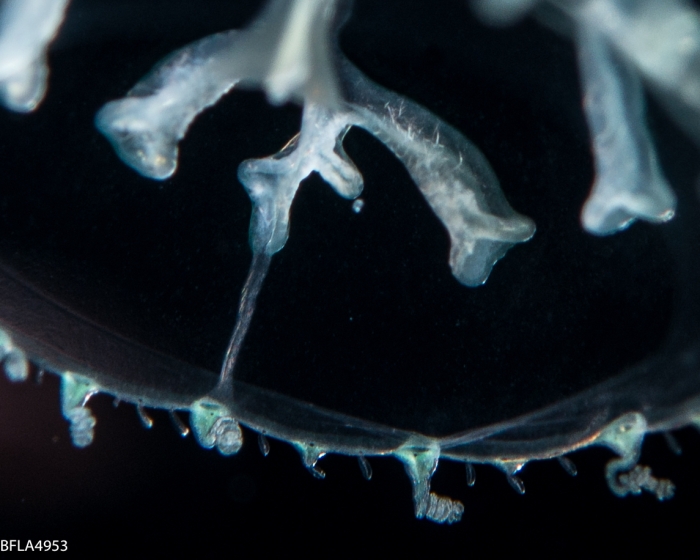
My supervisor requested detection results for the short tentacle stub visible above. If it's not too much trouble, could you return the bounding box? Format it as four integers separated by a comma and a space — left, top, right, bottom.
1, 0, 699, 528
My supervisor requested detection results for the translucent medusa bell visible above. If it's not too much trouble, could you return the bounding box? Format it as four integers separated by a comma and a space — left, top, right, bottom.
0, 0, 699, 533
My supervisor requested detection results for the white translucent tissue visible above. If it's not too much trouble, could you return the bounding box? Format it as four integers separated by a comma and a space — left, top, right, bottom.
96, 0, 535, 287
0, 0, 70, 112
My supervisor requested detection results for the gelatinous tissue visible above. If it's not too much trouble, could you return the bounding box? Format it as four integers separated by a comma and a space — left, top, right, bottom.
1, 0, 700, 524
0, 0, 69, 112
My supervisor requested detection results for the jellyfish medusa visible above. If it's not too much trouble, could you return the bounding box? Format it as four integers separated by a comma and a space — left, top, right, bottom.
0, 0, 699, 533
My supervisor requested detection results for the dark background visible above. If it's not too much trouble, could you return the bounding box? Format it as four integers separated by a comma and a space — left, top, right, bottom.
0, 0, 698, 554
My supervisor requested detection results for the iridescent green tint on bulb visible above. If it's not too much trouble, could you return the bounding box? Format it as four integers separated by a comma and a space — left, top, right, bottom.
0, 0, 698, 526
